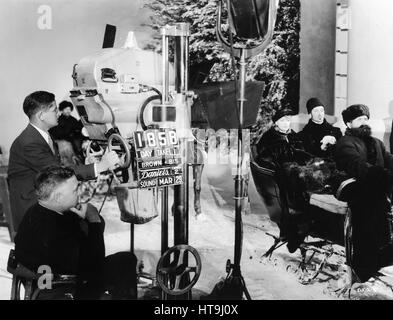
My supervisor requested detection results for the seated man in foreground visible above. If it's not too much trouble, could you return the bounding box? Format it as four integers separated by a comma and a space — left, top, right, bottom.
14, 166, 137, 300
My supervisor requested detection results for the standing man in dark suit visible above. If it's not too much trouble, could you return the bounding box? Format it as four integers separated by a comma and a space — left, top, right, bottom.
8, 91, 119, 231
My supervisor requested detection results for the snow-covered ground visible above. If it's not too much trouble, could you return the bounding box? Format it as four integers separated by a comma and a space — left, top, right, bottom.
0, 164, 349, 300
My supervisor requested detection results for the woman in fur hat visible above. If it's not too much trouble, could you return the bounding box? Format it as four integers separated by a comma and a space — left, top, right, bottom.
255, 109, 314, 253
255, 108, 311, 165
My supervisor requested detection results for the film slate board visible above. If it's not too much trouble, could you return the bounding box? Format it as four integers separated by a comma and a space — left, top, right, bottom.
133, 129, 183, 189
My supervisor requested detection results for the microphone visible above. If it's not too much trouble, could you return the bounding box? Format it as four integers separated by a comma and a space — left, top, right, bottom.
228, 0, 270, 39
216, 0, 279, 58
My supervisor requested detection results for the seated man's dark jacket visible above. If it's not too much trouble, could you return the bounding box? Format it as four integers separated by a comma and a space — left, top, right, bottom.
335, 130, 393, 281
49, 115, 83, 142
14, 203, 105, 277
335, 131, 393, 181
8, 124, 95, 230
298, 119, 342, 158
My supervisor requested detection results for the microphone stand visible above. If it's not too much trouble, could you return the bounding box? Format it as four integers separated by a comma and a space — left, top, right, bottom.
211, 0, 278, 300
229, 47, 251, 300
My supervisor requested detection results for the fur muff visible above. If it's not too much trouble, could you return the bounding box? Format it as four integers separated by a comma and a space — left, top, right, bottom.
283, 158, 347, 195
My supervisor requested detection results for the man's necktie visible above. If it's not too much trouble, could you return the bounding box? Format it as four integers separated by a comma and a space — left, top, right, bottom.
48, 135, 55, 154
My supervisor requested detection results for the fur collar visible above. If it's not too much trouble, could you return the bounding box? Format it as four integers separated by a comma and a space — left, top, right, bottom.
345, 126, 377, 165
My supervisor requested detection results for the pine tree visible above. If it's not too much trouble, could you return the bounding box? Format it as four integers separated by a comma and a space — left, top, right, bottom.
144, 0, 300, 135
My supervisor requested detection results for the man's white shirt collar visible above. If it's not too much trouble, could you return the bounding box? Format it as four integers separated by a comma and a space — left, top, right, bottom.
30, 122, 50, 145
30, 122, 98, 176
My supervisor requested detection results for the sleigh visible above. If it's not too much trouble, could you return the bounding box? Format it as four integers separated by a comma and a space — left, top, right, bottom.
250, 154, 354, 285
